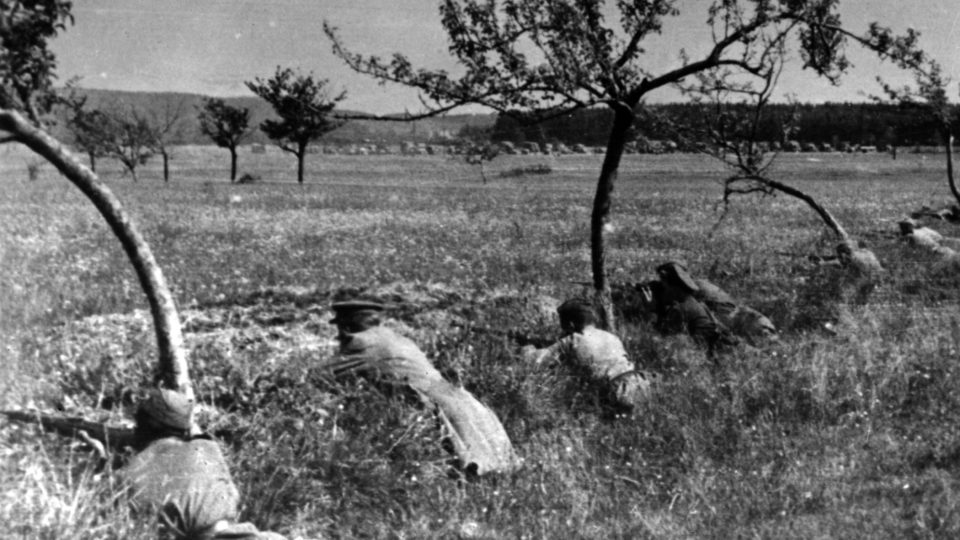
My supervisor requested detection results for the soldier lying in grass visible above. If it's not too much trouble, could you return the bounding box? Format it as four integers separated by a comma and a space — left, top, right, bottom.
637, 261, 741, 356
899, 218, 960, 259
684, 276, 777, 346
4, 389, 285, 540
521, 298, 657, 413
321, 300, 521, 477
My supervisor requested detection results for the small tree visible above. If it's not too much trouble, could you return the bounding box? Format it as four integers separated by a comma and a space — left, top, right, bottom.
99, 107, 156, 182
680, 60, 854, 245
245, 67, 346, 184
463, 141, 500, 183
458, 126, 500, 183
145, 97, 186, 183
197, 97, 251, 182
60, 87, 110, 172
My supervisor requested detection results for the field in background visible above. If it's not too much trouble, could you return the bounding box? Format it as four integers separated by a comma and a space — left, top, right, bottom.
2, 145, 960, 539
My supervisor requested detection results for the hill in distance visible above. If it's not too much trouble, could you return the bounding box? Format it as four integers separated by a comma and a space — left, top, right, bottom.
54, 88, 496, 146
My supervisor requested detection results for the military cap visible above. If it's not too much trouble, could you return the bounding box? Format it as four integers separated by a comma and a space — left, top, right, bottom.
898, 218, 918, 235
656, 261, 700, 293
329, 300, 386, 324
139, 388, 194, 432
557, 298, 597, 325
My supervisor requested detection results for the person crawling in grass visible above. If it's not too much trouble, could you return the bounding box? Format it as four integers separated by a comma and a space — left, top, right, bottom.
521, 298, 658, 413
638, 261, 742, 355
4, 389, 286, 540
321, 300, 521, 477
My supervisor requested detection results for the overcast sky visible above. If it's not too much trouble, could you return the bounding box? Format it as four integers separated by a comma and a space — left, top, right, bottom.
52, 0, 960, 115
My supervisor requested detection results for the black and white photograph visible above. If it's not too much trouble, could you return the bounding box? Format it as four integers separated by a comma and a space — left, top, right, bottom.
2, 1, 960, 538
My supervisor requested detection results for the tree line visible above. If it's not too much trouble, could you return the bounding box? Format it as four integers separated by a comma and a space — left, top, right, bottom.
487, 101, 955, 151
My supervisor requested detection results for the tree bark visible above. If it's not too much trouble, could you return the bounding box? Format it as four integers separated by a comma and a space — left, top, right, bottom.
162, 150, 170, 183
296, 143, 306, 184
229, 147, 238, 182
591, 105, 635, 331
0, 110, 192, 397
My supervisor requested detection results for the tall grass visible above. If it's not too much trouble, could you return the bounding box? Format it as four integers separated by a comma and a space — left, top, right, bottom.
1, 146, 959, 538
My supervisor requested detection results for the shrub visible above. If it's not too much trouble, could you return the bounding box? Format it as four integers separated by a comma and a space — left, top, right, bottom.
499, 164, 553, 178
236, 173, 261, 184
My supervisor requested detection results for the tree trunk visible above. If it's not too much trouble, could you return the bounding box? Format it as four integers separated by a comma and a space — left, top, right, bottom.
944, 132, 959, 207
591, 105, 635, 331
296, 143, 306, 184
88, 152, 96, 173
0, 110, 192, 397
229, 147, 238, 182
162, 150, 170, 183
748, 174, 850, 244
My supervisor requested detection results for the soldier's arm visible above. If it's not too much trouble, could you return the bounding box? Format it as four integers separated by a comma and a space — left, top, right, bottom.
520, 336, 568, 365
316, 336, 374, 379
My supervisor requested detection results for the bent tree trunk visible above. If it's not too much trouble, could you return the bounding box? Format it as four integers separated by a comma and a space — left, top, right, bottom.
0, 110, 192, 397
591, 104, 636, 331
744, 173, 850, 244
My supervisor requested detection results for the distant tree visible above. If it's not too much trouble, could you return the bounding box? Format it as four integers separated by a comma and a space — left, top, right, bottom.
326, 1, 918, 329
59, 85, 111, 171
197, 97, 251, 182
462, 139, 500, 184
144, 97, 187, 182
0, 1, 191, 392
245, 67, 346, 184
98, 107, 156, 182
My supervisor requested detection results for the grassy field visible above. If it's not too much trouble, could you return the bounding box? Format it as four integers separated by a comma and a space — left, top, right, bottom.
2, 144, 960, 539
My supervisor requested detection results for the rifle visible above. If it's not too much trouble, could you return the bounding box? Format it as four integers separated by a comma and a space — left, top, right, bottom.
451, 324, 555, 349
774, 251, 843, 266
1, 409, 138, 452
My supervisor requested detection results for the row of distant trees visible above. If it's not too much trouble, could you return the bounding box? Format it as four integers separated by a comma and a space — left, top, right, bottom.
484, 102, 959, 151
59, 67, 345, 184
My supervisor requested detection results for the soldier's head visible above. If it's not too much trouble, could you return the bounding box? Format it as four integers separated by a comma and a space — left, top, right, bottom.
557, 298, 597, 334
330, 300, 385, 334
134, 388, 195, 443
836, 239, 863, 260
898, 218, 918, 235
656, 261, 700, 295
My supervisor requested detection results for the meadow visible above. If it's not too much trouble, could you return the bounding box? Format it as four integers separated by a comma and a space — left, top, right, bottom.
1, 143, 960, 539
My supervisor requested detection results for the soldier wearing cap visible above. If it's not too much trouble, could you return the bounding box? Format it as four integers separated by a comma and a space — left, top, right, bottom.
899, 218, 959, 258
326, 300, 446, 389
641, 261, 738, 353
323, 300, 521, 476
119, 388, 286, 540
523, 298, 656, 412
